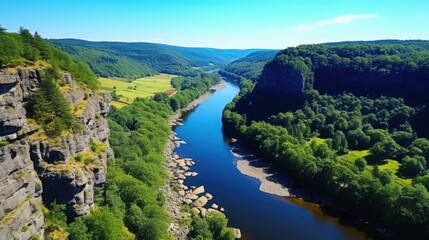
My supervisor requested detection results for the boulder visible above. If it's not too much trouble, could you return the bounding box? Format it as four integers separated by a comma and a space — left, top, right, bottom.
192, 196, 208, 208
177, 174, 186, 180
198, 207, 207, 217
205, 193, 213, 200
233, 228, 242, 239
211, 203, 218, 209
192, 186, 205, 195
186, 194, 199, 200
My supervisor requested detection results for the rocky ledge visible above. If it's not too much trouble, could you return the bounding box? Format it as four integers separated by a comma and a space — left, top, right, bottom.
0, 68, 112, 239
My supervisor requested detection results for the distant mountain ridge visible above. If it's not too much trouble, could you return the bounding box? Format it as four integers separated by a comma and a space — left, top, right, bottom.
49, 38, 269, 78
219, 49, 278, 81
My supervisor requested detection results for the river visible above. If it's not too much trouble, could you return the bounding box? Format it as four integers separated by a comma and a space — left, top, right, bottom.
174, 81, 375, 240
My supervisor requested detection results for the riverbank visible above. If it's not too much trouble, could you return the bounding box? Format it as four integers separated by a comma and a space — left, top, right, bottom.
230, 142, 389, 240
231, 142, 333, 204
230, 143, 294, 197
164, 80, 227, 239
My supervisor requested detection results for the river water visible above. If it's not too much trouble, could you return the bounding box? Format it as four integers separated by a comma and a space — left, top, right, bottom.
174, 82, 375, 240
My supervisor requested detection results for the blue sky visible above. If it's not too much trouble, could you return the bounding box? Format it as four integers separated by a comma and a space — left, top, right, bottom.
1, 0, 428, 49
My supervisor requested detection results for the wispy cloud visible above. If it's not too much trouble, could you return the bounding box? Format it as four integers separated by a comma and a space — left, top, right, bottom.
295, 24, 314, 31
295, 14, 379, 31
151, 37, 167, 42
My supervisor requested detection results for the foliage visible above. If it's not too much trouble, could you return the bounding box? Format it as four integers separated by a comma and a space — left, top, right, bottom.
0, 26, 99, 89
189, 212, 235, 240
168, 73, 220, 111
44, 203, 67, 236
92, 73, 226, 239
28, 68, 78, 136
68, 208, 133, 240
49, 39, 259, 78
220, 50, 278, 82
222, 41, 429, 238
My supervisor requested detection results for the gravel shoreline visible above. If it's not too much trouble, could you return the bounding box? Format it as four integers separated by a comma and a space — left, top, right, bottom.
164, 80, 227, 239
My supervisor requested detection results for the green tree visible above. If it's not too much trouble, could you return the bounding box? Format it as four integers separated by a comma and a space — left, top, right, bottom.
85, 208, 132, 240
355, 158, 367, 171
332, 130, 348, 154
68, 218, 89, 240
189, 217, 213, 240
29, 68, 76, 136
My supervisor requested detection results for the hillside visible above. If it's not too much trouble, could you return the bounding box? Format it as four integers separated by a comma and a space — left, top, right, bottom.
223, 40, 429, 238
49, 39, 263, 79
1, 27, 116, 239
220, 49, 278, 81
1, 27, 236, 240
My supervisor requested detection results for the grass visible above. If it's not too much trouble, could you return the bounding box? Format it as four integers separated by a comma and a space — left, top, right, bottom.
378, 160, 412, 186
98, 74, 176, 108
0, 140, 9, 147
337, 150, 412, 186
306, 137, 326, 147
337, 150, 370, 166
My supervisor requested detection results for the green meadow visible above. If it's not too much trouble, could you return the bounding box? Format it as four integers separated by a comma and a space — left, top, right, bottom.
99, 74, 176, 108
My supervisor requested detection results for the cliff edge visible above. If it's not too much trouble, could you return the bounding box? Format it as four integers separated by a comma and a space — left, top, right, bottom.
0, 68, 111, 239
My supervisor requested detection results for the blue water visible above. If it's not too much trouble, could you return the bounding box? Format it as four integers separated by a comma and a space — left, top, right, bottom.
174, 82, 373, 240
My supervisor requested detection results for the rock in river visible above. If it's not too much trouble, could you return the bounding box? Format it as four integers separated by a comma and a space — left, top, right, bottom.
233, 228, 242, 239
205, 193, 213, 200
192, 196, 208, 207
192, 186, 205, 195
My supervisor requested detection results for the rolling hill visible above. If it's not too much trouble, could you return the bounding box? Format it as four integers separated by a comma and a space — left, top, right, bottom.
49, 39, 266, 79
220, 49, 278, 81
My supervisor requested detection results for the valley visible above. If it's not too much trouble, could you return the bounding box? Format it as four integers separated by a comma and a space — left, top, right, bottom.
1, 2, 429, 239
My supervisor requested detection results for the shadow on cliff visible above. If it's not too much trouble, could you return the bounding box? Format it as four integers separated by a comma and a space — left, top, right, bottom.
235, 87, 305, 121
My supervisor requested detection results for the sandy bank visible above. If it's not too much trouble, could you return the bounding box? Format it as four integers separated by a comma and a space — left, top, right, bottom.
236, 160, 292, 197
231, 144, 296, 198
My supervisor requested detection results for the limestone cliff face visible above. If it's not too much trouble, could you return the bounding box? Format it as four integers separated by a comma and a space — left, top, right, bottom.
0, 68, 112, 239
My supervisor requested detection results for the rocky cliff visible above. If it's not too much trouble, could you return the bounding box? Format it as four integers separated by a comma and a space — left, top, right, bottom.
0, 68, 111, 239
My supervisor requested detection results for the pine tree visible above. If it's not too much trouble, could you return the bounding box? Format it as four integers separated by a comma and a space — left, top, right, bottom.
30, 68, 76, 136
33, 31, 52, 60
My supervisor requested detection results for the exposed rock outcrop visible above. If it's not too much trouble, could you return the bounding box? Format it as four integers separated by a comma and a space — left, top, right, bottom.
0, 68, 112, 239
0, 142, 44, 240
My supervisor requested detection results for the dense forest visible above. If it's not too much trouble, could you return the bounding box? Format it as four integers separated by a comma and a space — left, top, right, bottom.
0, 26, 99, 89
222, 41, 429, 238
1, 26, 234, 239
49, 39, 261, 79
219, 50, 278, 82
66, 73, 235, 240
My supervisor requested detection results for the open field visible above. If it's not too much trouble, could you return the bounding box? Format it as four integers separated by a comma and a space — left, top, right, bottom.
99, 74, 176, 107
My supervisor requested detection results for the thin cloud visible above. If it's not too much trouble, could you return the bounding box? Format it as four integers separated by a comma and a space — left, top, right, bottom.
295, 14, 379, 31
151, 37, 167, 42
295, 25, 313, 31
315, 14, 379, 26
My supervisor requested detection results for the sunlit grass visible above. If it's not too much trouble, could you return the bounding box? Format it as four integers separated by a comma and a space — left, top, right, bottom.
99, 74, 176, 108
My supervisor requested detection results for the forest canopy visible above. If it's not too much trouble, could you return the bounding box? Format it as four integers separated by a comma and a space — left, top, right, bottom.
0, 26, 99, 89
222, 40, 429, 238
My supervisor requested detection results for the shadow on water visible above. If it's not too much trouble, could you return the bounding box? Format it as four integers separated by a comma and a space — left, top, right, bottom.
285, 197, 390, 240
230, 141, 389, 240
174, 82, 390, 240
